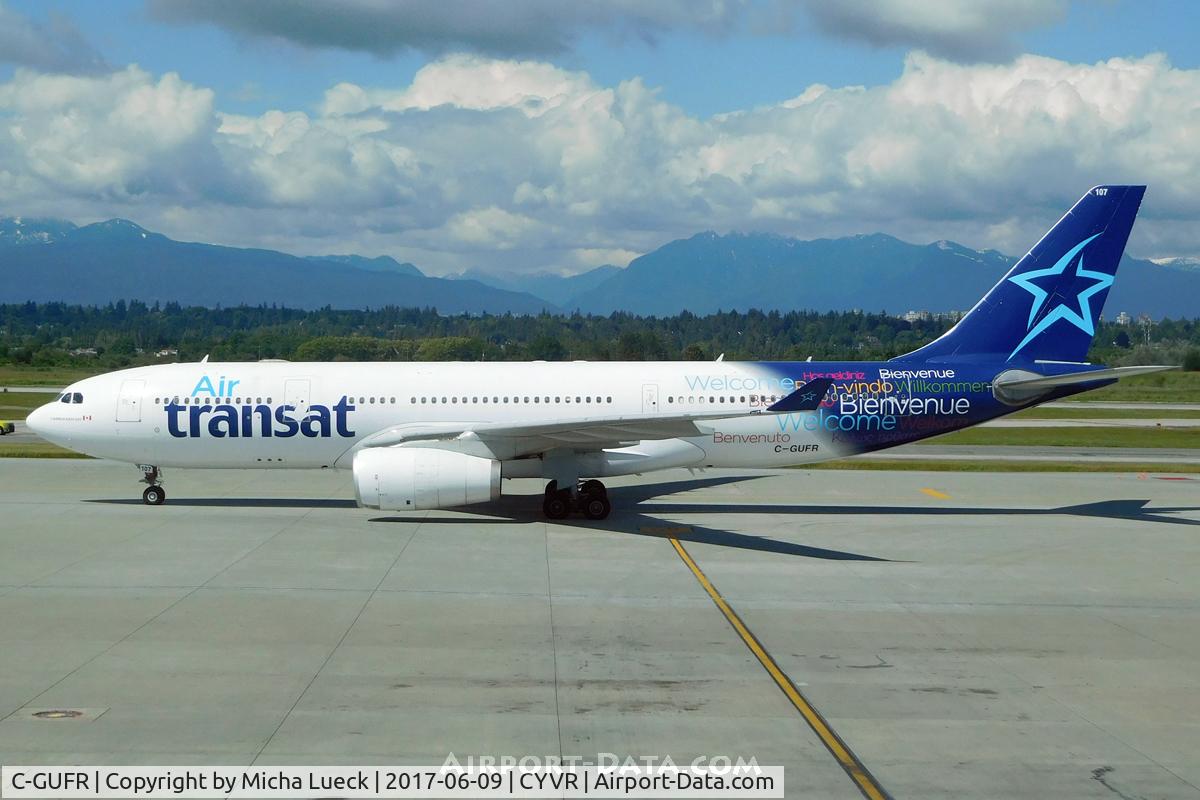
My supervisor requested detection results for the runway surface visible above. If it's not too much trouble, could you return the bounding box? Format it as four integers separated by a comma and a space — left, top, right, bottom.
0, 460, 1198, 798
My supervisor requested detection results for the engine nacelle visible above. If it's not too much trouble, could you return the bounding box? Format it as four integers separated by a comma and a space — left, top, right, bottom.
353, 447, 501, 510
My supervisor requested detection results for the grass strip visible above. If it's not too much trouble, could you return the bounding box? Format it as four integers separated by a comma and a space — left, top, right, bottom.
932, 426, 1200, 448
0, 443, 92, 458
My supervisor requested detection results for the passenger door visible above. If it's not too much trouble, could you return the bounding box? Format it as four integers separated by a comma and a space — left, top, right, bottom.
641, 383, 659, 414
116, 379, 145, 422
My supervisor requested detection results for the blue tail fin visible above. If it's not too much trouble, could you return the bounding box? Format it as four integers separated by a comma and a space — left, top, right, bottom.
901, 185, 1145, 364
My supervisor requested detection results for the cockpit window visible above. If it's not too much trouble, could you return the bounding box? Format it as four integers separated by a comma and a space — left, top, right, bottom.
60, 393, 70, 403
72, 392, 83, 403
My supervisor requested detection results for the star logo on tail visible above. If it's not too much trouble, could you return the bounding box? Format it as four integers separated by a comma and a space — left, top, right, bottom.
1006, 233, 1113, 361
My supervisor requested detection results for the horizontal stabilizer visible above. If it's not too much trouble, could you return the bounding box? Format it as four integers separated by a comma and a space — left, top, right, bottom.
994, 364, 1178, 392
767, 378, 834, 412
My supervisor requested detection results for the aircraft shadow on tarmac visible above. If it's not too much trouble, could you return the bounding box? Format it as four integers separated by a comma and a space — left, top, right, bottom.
89, 475, 1200, 563
369, 474, 1200, 562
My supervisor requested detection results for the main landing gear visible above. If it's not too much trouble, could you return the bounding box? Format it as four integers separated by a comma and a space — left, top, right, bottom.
138, 465, 166, 506
543, 479, 611, 521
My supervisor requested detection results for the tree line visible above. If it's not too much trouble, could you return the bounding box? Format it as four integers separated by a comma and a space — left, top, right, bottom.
1, 300, 1197, 370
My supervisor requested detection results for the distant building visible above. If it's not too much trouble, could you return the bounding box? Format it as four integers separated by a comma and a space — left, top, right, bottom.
69, 347, 97, 357
155, 348, 179, 358
1116, 311, 1132, 325
903, 310, 932, 323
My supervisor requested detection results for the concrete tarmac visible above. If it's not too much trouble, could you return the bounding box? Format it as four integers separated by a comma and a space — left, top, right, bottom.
0, 460, 1197, 798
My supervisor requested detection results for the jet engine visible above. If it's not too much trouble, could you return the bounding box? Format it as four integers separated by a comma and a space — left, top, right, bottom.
353, 447, 501, 510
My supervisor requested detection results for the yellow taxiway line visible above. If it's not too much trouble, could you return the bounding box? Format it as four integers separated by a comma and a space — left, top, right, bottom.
669, 537, 891, 800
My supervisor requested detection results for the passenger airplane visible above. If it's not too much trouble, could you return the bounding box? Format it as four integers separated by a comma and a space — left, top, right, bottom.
27, 186, 1174, 519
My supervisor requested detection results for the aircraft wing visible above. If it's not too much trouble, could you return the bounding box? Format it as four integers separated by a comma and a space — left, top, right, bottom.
356, 378, 833, 456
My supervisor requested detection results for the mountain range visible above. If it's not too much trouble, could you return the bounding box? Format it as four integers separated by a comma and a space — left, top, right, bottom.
0, 217, 549, 314
1, 216, 1196, 318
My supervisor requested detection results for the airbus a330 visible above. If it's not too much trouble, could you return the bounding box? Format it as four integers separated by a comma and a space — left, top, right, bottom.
27, 186, 1172, 519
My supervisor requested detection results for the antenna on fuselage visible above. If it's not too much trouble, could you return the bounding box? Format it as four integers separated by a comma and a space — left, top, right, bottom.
716, 353, 724, 362
200, 354, 209, 363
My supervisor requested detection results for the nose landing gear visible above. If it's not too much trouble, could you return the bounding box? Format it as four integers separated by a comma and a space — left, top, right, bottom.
542, 479, 610, 520
138, 465, 166, 505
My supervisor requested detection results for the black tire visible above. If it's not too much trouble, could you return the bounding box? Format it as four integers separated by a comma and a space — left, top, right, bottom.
582, 494, 611, 520
143, 485, 165, 506
543, 490, 570, 520
580, 479, 606, 496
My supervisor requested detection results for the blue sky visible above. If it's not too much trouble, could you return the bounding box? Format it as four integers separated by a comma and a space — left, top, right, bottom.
1, 1, 1198, 274
15, 0, 1199, 118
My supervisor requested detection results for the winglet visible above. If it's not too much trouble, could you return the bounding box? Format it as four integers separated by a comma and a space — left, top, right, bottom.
767, 378, 833, 412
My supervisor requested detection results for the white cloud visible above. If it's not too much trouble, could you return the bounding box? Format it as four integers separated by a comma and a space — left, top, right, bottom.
0, 66, 217, 197
801, 0, 1068, 61
322, 56, 598, 117
2, 51, 1200, 273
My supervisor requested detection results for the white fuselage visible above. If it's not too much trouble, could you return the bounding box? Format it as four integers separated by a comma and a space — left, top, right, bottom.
28, 361, 835, 476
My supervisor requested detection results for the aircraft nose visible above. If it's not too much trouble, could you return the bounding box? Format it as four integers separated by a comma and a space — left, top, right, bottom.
25, 403, 48, 436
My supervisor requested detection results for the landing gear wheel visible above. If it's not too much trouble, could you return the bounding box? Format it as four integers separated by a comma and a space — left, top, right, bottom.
142, 485, 166, 506
543, 490, 570, 520
581, 493, 611, 520
579, 479, 607, 497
